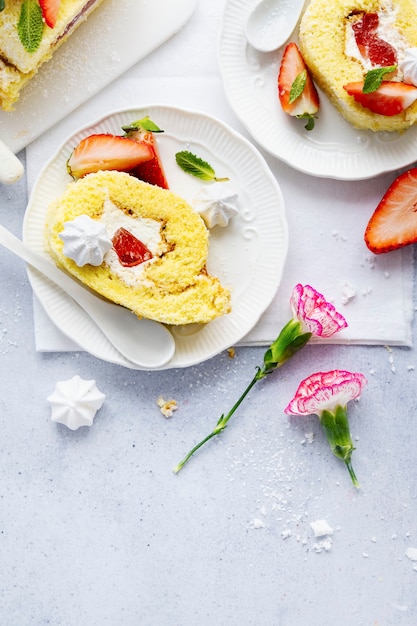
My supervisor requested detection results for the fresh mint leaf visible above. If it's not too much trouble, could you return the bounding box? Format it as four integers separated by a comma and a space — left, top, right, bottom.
175, 150, 229, 181
290, 70, 307, 103
363, 65, 397, 93
0, 1, 5, 12
18, 0, 43, 53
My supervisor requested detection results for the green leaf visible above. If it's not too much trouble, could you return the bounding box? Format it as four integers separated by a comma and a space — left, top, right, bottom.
175, 150, 229, 181
122, 116, 164, 134
0, 1, 5, 13
18, 0, 44, 53
363, 65, 397, 93
289, 70, 307, 103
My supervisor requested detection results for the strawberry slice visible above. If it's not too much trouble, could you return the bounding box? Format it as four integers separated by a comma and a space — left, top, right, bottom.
365, 168, 417, 254
66, 134, 153, 179
343, 81, 417, 116
123, 120, 169, 189
278, 42, 319, 130
112, 227, 153, 267
39, 0, 61, 28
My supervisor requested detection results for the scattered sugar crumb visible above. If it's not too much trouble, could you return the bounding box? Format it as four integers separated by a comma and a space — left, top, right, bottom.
405, 547, 417, 562
369, 368, 376, 376
341, 282, 356, 305
310, 519, 334, 538
362, 287, 373, 296
331, 230, 347, 241
363, 254, 376, 269
384, 271, 390, 278
227, 347, 236, 359
250, 518, 265, 529
301, 431, 315, 445
156, 396, 178, 418
281, 529, 292, 539
407, 365, 415, 371
363, 552, 369, 558
386, 353, 396, 374
313, 539, 333, 553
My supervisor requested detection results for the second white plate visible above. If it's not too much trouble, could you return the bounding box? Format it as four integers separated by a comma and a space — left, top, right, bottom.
218, 0, 417, 180
23, 105, 288, 369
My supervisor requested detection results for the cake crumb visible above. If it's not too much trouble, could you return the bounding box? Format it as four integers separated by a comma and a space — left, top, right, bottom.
313, 539, 333, 553
310, 519, 334, 538
340, 282, 356, 305
405, 547, 417, 562
156, 396, 178, 418
227, 347, 236, 359
250, 518, 265, 529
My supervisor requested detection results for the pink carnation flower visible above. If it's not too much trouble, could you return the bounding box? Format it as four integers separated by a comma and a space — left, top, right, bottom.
291, 283, 348, 338
285, 370, 367, 487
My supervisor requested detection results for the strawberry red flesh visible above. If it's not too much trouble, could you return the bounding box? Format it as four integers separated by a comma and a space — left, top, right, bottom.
365, 168, 417, 254
343, 81, 417, 116
39, 0, 61, 28
112, 227, 153, 267
67, 134, 153, 179
278, 42, 319, 127
127, 129, 169, 189
352, 13, 397, 67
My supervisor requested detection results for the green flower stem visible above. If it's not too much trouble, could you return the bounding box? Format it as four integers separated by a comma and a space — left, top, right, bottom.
174, 367, 267, 474
345, 459, 359, 489
174, 318, 314, 475
319, 406, 360, 488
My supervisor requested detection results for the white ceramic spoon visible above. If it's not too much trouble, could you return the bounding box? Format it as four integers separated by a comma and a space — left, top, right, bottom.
0, 139, 24, 184
0, 224, 176, 369
245, 0, 305, 53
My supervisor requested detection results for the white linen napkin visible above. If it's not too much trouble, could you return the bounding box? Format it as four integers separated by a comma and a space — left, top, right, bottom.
26, 76, 414, 351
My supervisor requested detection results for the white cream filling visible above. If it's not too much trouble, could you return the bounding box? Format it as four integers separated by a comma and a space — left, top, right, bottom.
101, 196, 167, 287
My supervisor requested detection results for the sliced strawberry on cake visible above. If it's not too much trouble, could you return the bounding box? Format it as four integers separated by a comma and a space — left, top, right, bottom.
343, 80, 417, 116
278, 42, 320, 130
66, 134, 153, 179
365, 168, 417, 254
39, 0, 62, 29
122, 117, 169, 189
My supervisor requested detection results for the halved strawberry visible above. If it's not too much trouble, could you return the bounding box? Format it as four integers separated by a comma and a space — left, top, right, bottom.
39, 0, 61, 28
66, 134, 153, 179
123, 119, 169, 189
278, 42, 319, 130
343, 81, 417, 116
365, 168, 417, 254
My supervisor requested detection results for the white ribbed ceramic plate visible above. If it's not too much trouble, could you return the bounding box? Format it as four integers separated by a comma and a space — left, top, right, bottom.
23, 105, 288, 370
218, 0, 417, 180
